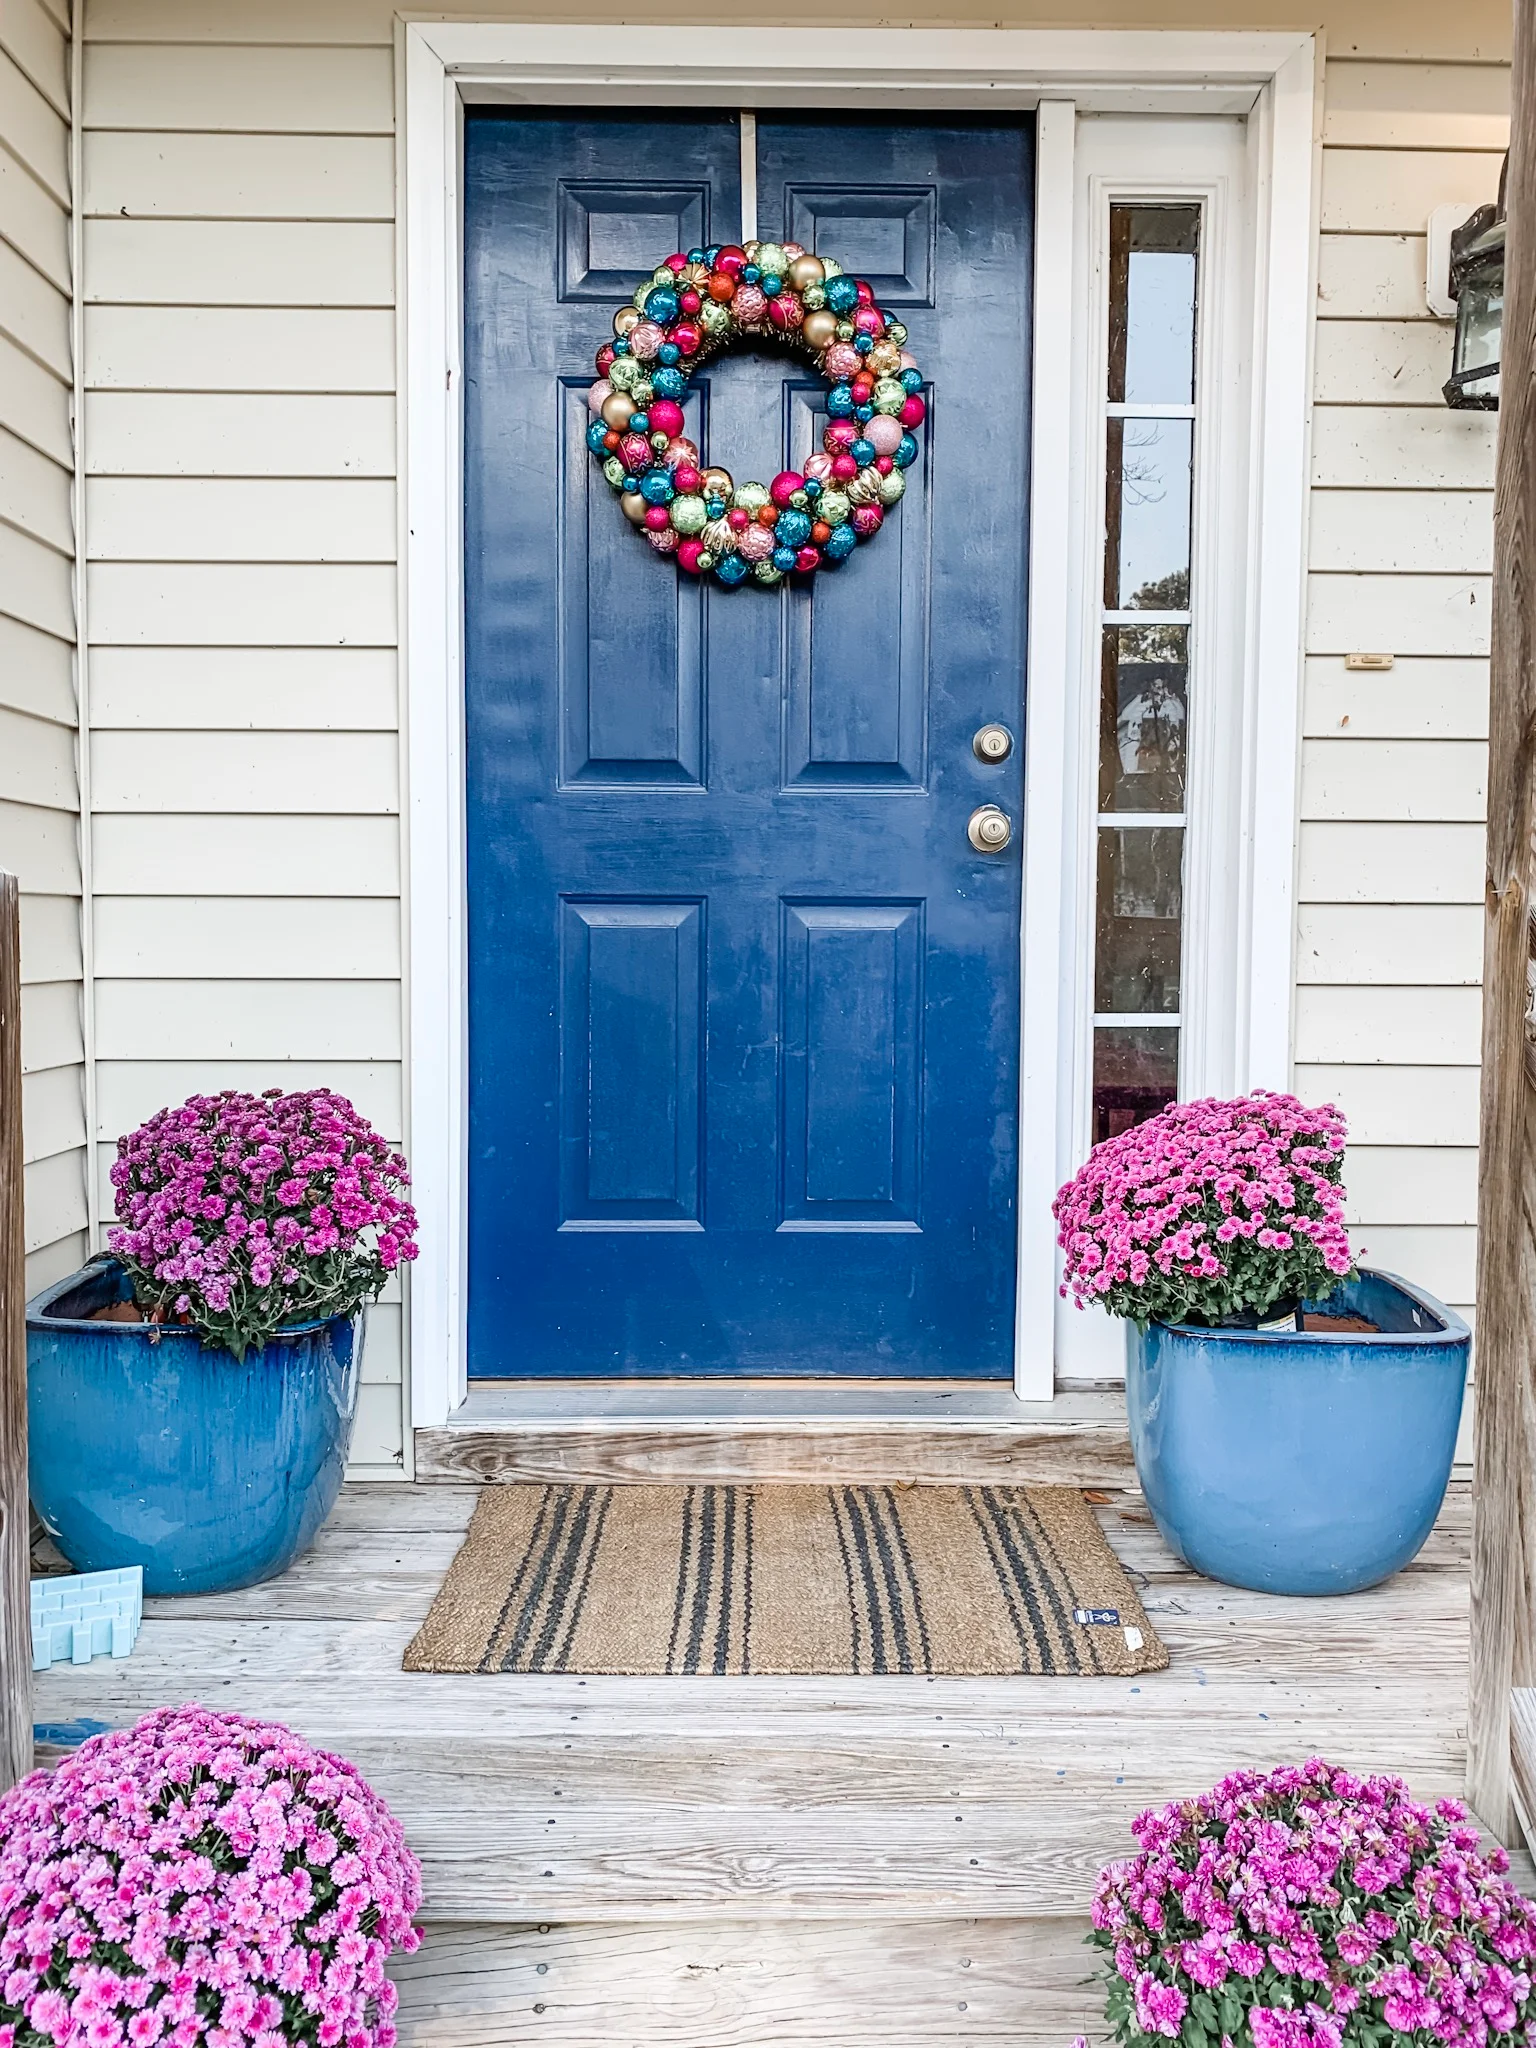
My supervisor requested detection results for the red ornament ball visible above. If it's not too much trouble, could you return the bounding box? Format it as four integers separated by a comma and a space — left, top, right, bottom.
715, 245, 748, 278
672, 463, 702, 494
728, 507, 751, 531
851, 503, 884, 538
899, 394, 926, 428
770, 470, 805, 509
678, 289, 702, 316
665, 252, 689, 274
852, 306, 884, 338
596, 344, 617, 374
708, 273, 736, 303
795, 545, 822, 572
647, 398, 685, 439
830, 453, 859, 482
603, 429, 622, 452
875, 455, 894, 475
643, 504, 672, 531
670, 323, 701, 356
855, 280, 875, 306
823, 419, 858, 452
677, 538, 708, 574
618, 432, 651, 472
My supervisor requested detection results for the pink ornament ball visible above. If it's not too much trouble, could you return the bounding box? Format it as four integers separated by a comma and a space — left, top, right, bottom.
855, 280, 875, 306
823, 418, 858, 453
804, 452, 835, 483
665, 436, 700, 469
677, 538, 707, 574
588, 379, 613, 414
865, 413, 904, 457
678, 288, 702, 316
647, 398, 685, 439
875, 455, 894, 475
670, 322, 701, 356
852, 306, 884, 338
899, 351, 919, 370
643, 504, 672, 531
782, 241, 805, 260
665, 252, 689, 274
737, 523, 776, 563
715, 245, 748, 279
618, 432, 652, 472
648, 525, 680, 553
851, 503, 884, 539
768, 293, 804, 330
728, 507, 751, 531
629, 321, 664, 362
672, 462, 702, 494
899, 394, 927, 428
830, 453, 859, 483
824, 343, 861, 380
770, 470, 806, 509
733, 284, 768, 324
794, 545, 821, 573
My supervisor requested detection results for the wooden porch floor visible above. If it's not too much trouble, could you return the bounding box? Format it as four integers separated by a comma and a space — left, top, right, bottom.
31, 1481, 1526, 2046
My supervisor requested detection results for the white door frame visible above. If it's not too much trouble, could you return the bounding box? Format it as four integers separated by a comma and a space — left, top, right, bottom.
398, 21, 1320, 1427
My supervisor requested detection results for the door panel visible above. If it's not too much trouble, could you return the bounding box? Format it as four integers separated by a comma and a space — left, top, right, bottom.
463, 109, 1033, 1376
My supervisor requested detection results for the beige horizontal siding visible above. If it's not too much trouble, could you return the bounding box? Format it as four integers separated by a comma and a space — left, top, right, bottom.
0, 0, 83, 1283
85, 391, 395, 475
85, 477, 397, 561
90, 646, 398, 728
1305, 62, 1505, 1317
84, 306, 396, 392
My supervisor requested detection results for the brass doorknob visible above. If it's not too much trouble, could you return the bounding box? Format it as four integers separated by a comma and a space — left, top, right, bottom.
968, 805, 1013, 853
973, 724, 1014, 762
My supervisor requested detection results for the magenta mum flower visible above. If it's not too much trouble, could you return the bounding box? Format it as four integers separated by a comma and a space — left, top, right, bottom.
0, 1707, 420, 2048
1052, 1091, 1354, 1327
1079, 1759, 1536, 2048
107, 1091, 419, 1361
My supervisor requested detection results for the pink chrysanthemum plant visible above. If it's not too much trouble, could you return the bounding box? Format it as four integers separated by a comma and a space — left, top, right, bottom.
0, 1704, 422, 2048
1052, 1091, 1354, 1329
1072, 1758, 1536, 2048
108, 1090, 419, 1362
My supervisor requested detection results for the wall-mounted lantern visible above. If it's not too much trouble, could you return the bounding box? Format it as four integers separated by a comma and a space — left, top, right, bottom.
1435, 157, 1506, 411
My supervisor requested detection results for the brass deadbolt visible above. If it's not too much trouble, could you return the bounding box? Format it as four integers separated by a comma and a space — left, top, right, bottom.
973, 724, 1014, 762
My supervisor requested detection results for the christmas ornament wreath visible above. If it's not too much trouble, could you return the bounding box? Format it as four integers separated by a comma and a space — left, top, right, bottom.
586, 239, 927, 586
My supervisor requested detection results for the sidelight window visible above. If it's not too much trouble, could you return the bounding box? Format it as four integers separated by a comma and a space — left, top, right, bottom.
1090, 202, 1201, 1145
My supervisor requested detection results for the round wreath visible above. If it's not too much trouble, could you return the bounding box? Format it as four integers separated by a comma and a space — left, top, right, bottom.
585, 240, 927, 587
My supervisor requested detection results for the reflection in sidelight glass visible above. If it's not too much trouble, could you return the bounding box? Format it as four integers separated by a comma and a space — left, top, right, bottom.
1092, 1026, 1180, 1147
1099, 626, 1187, 812
1103, 418, 1193, 611
1095, 828, 1183, 1014
1091, 200, 1201, 1147
1108, 205, 1200, 407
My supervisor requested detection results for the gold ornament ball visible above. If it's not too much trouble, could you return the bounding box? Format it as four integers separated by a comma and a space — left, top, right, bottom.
613, 305, 640, 337
887, 321, 908, 346
820, 257, 844, 279
701, 467, 734, 500
846, 466, 883, 506
600, 390, 637, 431
802, 284, 828, 312
702, 517, 737, 556
869, 340, 902, 376
802, 310, 838, 351
788, 254, 826, 292
621, 491, 648, 525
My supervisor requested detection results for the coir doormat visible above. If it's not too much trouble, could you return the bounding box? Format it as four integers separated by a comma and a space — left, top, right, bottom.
403, 1483, 1168, 1677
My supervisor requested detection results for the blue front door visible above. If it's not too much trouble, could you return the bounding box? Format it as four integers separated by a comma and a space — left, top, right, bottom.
463, 110, 1033, 1377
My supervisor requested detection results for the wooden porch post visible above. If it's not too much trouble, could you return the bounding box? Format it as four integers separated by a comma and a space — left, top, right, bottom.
0, 871, 31, 1791
1467, 0, 1536, 1846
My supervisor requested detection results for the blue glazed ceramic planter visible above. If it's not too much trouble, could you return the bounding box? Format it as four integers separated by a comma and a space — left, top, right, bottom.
1124, 1269, 1469, 1596
26, 1258, 360, 1596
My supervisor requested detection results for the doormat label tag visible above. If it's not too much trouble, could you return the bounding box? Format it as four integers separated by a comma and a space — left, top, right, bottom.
1074, 1606, 1121, 1625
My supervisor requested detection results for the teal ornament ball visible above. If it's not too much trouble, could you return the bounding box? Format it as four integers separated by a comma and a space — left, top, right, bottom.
651, 366, 686, 399
825, 276, 859, 315
716, 553, 750, 586
895, 433, 919, 467
775, 509, 812, 548
644, 286, 680, 324
772, 545, 798, 572
640, 469, 674, 505
824, 523, 858, 561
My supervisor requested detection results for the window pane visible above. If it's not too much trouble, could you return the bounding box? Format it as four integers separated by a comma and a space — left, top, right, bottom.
1103, 418, 1192, 610
1095, 826, 1183, 1014
1099, 625, 1188, 812
1107, 204, 1201, 406
1092, 1025, 1179, 1146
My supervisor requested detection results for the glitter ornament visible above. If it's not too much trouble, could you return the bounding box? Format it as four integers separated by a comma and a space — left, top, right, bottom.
586, 241, 928, 586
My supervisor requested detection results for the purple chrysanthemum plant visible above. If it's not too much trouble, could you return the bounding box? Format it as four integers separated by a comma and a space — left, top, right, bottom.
1052, 1091, 1354, 1329
1069, 1758, 1536, 2048
107, 1090, 419, 1361
0, 1704, 422, 2048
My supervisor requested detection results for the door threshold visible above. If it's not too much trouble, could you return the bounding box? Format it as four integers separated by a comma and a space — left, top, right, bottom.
414, 1382, 1132, 1487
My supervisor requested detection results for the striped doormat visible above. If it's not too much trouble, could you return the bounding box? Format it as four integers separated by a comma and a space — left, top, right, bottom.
403, 1483, 1168, 1677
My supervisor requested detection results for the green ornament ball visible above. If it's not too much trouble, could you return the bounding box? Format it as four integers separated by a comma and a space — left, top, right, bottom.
697, 550, 717, 573
836, 320, 855, 342
754, 243, 787, 278
669, 494, 708, 536
652, 264, 676, 286
820, 257, 844, 279
633, 283, 653, 312
803, 284, 827, 311
752, 560, 785, 586
632, 379, 655, 407
887, 321, 908, 346
872, 377, 907, 415
602, 455, 626, 488
700, 300, 731, 335
734, 481, 770, 515
789, 488, 810, 511
609, 356, 643, 393
876, 469, 906, 507
818, 489, 851, 526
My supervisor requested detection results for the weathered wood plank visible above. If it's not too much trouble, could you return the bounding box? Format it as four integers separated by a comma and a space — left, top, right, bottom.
390, 1916, 1106, 2048
1467, 0, 1536, 1847
0, 871, 31, 1789
412, 1422, 1136, 1489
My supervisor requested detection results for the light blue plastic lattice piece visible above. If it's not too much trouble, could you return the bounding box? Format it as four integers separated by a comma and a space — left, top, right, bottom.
31, 1566, 143, 1670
